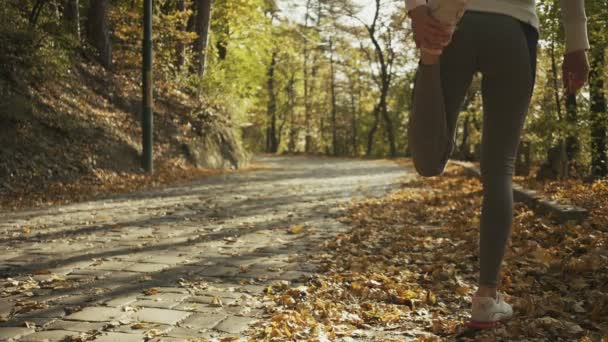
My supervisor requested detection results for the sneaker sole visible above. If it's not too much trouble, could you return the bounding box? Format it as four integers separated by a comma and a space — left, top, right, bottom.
467, 319, 505, 329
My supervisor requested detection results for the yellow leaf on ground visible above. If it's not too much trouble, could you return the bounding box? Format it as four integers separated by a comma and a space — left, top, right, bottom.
290, 225, 305, 234
210, 296, 223, 307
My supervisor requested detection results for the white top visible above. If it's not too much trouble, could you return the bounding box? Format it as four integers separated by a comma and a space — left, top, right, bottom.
406, 0, 590, 53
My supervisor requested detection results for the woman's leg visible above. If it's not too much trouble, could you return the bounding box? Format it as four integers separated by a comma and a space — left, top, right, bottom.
475, 13, 538, 292
409, 13, 476, 177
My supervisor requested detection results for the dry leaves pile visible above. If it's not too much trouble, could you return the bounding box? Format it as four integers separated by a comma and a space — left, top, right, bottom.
251, 164, 608, 341
515, 175, 608, 230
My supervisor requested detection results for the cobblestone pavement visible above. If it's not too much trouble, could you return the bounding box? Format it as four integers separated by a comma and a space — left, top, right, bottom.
0, 156, 411, 341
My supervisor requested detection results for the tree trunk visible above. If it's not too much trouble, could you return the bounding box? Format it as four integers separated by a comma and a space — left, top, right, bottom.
287, 72, 297, 153
63, 0, 80, 39
52, 0, 61, 20
86, 0, 112, 69
29, 0, 47, 26
175, 0, 186, 69
589, 46, 607, 178
303, 0, 313, 154
266, 51, 279, 153
367, 106, 380, 157
380, 86, 395, 157
330, 38, 338, 156
459, 115, 470, 159
565, 94, 579, 162
545, 37, 567, 178
350, 77, 358, 156
366, 0, 396, 158
194, 0, 212, 77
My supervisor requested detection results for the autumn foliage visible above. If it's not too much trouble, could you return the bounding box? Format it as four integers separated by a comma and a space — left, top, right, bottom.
251, 162, 608, 340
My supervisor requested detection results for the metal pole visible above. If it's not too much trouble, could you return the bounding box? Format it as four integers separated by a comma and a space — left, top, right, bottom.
142, 0, 154, 172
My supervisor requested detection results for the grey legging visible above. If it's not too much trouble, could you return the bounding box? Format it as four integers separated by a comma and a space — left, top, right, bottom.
409, 11, 538, 286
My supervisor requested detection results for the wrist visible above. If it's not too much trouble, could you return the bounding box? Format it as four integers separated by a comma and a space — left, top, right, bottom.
408, 4, 427, 19
406, 0, 427, 16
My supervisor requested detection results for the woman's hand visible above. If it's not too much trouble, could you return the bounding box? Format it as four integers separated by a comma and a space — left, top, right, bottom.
562, 49, 590, 95
409, 6, 452, 52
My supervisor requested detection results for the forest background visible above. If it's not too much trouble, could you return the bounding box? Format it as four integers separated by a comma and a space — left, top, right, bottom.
0, 0, 607, 208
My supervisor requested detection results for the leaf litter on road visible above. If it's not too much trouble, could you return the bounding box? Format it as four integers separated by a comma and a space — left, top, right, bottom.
249, 163, 608, 341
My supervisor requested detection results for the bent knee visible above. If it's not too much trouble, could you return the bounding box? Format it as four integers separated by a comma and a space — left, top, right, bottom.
413, 157, 447, 177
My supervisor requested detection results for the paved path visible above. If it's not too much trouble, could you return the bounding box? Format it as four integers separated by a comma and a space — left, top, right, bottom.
0, 156, 410, 341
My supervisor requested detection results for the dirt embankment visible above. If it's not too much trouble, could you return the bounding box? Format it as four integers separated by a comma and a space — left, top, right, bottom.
0, 62, 249, 210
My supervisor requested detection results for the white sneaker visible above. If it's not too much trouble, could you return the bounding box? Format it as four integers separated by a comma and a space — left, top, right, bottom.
421, 0, 470, 55
469, 293, 513, 328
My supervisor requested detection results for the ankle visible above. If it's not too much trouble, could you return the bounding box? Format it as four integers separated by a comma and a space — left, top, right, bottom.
475, 286, 498, 298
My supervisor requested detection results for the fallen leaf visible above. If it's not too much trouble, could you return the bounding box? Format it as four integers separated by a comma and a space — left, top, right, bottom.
210, 296, 223, 307
289, 225, 305, 234
131, 323, 147, 329
143, 288, 159, 296
33, 269, 52, 275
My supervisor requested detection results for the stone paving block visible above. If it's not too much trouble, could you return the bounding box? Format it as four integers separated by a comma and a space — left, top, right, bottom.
101, 271, 145, 282
46, 319, 106, 332
133, 308, 191, 325
67, 269, 110, 277
133, 293, 190, 309
223, 257, 266, 268
166, 327, 224, 339
15, 306, 67, 321
151, 287, 190, 294
188, 296, 236, 306
103, 295, 139, 307
0, 300, 14, 320
64, 274, 97, 283
149, 337, 191, 342
222, 306, 264, 317
132, 299, 178, 309
93, 332, 145, 342
144, 255, 192, 265
234, 268, 281, 280
214, 315, 257, 334
124, 263, 170, 273
90, 261, 136, 271
238, 284, 266, 295
18, 329, 75, 341
51, 260, 97, 275
51, 294, 98, 306
198, 265, 239, 278
253, 246, 290, 254
117, 253, 153, 263
64, 306, 129, 322
0, 327, 35, 341
195, 290, 240, 299
108, 322, 173, 335
172, 303, 220, 314
2, 316, 56, 329
180, 313, 227, 330
279, 270, 314, 281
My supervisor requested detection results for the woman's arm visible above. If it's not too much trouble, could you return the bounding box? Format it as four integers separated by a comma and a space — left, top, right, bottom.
560, 0, 590, 95
560, 0, 590, 53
